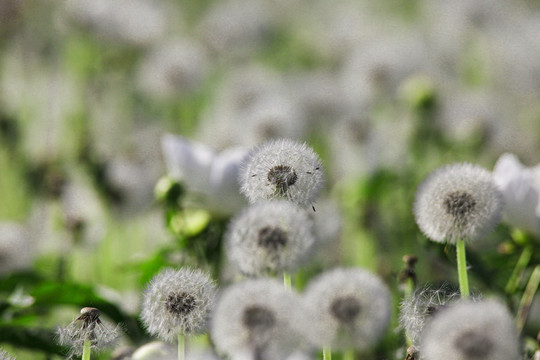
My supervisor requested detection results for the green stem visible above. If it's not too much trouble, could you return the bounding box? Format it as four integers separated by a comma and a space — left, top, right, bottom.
82, 339, 91, 360
323, 347, 332, 360
343, 349, 354, 360
505, 245, 533, 294
283, 272, 292, 290
456, 239, 470, 299
178, 334, 185, 360
516, 265, 540, 333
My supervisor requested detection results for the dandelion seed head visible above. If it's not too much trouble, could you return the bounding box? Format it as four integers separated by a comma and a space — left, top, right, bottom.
302, 267, 391, 350
414, 163, 503, 243
420, 300, 520, 360
140, 268, 217, 342
211, 278, 307, 360
56, 306, 122, 357
239, 139, 324, 208
225, 201, 315, 276
399, 284, 462, 345
0, 349, 15, 360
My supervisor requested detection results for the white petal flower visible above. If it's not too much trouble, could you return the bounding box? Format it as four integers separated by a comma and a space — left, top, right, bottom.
161, 134, 247, 215
493, 153, 540, 235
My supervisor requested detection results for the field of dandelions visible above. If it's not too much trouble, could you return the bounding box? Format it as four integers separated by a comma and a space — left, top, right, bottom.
1, 0, 540, 359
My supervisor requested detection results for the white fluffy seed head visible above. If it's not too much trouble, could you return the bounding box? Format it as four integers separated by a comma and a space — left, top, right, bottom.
420, 299, 521, 360
211, 278, 308, 360
0, 349, 15, 360
399, 285, 462, 346
56, 307, 122, 357
140, 268, 217, 342
302, 267, 391, 351
414, 163, 503, 244
225, 200, 315, 276
239, 139, 324, 208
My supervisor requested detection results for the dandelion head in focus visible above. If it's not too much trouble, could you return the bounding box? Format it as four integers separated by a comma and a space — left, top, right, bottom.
399, 284, 462, 346
211, 278, 307, 360
225, 200, 315, 276
420, 299, 521, 360
414, 163, 503, 243
302, 267, 391, 351
239, 139, 323, 208
140, 267, 216, 342
57, 307, 122, 357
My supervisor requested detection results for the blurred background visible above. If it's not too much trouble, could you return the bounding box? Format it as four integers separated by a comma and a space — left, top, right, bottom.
0, 0, 539, 358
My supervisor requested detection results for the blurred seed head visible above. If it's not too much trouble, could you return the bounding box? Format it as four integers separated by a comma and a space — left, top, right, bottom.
414, 163, 503, 243
197, 0, 277, 58
65, 0, 166, 47
140, 268, 217, 342
420, 299, 521, 360
0, 348, 15, 360
239, 139, 323, 208
225, 201, 315, 276
0, 222, 33, 276
399, 285, 463, 346
211, 278, 308, 360
302, 267, 391, 350
57, 307, 122, 357
136, 39, 209, 102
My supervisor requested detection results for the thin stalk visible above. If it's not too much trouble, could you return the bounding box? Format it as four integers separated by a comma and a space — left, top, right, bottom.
82, 339, 91, 360
505, 245, 533, 294
283, 272, 292, 290
516, 265, 540, 333
323, 347, 332, 360
456, 239, 470, 298
343, 349, 354, 360
178, 334, 185, 360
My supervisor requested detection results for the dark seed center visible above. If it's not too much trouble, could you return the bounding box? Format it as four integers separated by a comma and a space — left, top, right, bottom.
267, 165, 297, 195
454, 330, 493, 358
242, 306, 276, 332
166, 292, 196, 316
443, 191, 476, 220
258, 226, 288, 250
330, 296, 362, 323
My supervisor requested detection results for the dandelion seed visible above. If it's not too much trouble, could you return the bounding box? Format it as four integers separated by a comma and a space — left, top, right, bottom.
420, 300, 521, 360
302, 267, 391, 351
225, 200, 315, 276
211, 278, 307, 360
140, 268, 217, 342
414, 163, 503, 244
57, 307, 122, 358
399, 285, 464, 345
239, 139, 323, 208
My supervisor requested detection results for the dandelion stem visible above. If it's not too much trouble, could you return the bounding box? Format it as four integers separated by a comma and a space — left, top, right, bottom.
82, 339, 91, 360
283, 272, 292, 290
343, 349, 354, 360
323, 347, 332, 360
516, 265, 540, 333
178, 334, 185, 360
456, 239, 469, 298
505, 245, 533, 294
